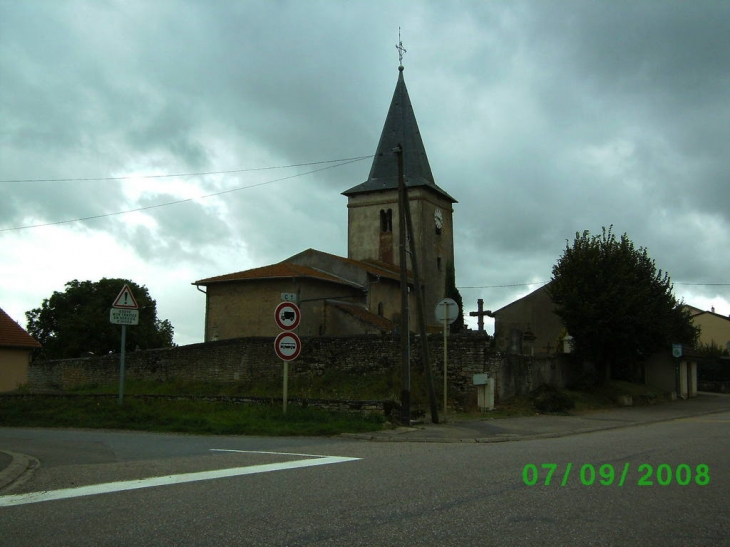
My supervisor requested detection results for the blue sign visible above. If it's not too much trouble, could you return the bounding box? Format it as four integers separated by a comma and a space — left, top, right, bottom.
672, 344, 682, 358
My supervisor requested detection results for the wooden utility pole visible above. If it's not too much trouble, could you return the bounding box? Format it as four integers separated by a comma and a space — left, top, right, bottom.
394, 145, 439, 424
396, 145, 411, 425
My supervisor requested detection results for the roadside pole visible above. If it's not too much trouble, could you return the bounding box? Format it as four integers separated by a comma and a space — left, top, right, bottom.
435, 298, 458, 420
274, 299, 302, 414
396, 144, 411, 426
119, 324, 126, 404
443, 302, 448, 417
283, 360, 288, 413
110, 285, 139, 406
672, 343, 683, 399
395, 145, 439, 424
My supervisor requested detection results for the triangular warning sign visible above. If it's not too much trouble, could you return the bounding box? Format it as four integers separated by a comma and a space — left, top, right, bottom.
112, 285, 139, 309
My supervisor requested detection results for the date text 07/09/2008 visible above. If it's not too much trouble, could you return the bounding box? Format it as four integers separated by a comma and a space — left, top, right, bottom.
522, 463, 710, 487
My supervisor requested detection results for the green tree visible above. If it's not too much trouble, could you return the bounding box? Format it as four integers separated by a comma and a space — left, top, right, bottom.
548, 227, 698, 381
26, 278, 175, 360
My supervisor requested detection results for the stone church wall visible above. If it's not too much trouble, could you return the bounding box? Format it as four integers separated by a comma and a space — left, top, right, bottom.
28, 335, 584, 408
204, 278, 368, 341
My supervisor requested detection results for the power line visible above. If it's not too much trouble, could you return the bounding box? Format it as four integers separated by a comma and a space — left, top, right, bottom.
459, 281, 728, 289
0, 156, 370, 232
674, 283, 730, 286
459, 282, 548, 289
0, 155, 373, 184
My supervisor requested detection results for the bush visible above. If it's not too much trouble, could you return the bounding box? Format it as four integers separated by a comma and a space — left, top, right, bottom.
530, 384, 575, 414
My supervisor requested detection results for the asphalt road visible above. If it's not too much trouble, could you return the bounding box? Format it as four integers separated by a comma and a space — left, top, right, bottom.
0, 414, 728, 547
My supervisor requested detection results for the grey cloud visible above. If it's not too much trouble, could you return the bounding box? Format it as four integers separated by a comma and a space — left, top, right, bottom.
1, 0, 728, 339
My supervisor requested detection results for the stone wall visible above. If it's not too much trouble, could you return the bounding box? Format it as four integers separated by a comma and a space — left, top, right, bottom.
28, 334, 586, 408
698, 381, 730, 393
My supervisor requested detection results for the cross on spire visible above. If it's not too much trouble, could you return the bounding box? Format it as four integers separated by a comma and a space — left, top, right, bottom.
396, 27, 407, 68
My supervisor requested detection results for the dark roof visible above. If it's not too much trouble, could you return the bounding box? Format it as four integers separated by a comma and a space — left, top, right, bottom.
492, 284, 552, 315
686, 306, 730, 322
193, 263, 359, 287
343, 67, 456, 203
290, 248, 409, 283
328, 301, 395, 333
0, 307, 41, 349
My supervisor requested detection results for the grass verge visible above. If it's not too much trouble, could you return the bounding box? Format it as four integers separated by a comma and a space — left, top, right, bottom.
66, 373, 406, 401
0, 396, 386, 436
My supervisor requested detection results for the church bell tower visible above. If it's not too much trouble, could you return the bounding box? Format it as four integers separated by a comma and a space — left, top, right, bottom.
342, 64, 457, 329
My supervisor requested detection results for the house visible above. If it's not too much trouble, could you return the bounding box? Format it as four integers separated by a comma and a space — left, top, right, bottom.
0, 307, 42, 392
644, 345, 701, 399
194, 64, 457, 340
492, 288, 699, 397
684, 305, 730, 353
492, 285, 563, 355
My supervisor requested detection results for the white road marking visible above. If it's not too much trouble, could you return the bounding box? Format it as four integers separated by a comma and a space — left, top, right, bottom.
210, 448, 338, 458
0, 453, 360, 508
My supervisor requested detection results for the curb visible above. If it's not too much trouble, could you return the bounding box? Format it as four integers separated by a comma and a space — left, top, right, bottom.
341, 406, 730, 444
0, 451, 39, 492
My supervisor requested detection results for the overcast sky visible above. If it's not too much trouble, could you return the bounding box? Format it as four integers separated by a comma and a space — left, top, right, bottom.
2, 0, 729, 346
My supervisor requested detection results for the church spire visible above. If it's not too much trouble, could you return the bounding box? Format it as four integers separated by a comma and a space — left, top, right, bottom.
342, 62, 456, 203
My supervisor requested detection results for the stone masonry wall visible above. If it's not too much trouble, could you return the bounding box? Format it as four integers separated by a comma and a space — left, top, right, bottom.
28, 334, 585, 407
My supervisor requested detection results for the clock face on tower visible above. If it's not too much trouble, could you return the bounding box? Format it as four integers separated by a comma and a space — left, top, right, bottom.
434, 207, 443, 234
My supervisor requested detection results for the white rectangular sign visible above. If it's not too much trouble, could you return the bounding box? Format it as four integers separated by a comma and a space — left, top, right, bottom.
110, 308, 139, 325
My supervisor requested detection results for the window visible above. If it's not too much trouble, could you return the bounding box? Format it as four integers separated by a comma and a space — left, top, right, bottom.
380, 209, 393, 232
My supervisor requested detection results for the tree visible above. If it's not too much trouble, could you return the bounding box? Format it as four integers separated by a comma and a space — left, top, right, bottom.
26, 278, 175, 360
548, 227, 698, 381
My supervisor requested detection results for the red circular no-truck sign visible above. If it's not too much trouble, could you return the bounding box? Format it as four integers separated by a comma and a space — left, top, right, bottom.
275, 302, 301, 331
274, 332, 301, 361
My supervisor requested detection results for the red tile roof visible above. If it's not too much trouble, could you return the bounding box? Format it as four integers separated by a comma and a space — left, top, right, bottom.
194, 262, 358, 287
0, 307, 42, 349
193, 249, 412, 287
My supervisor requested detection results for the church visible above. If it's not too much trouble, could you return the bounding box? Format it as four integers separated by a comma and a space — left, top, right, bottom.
193, 64, 457, 341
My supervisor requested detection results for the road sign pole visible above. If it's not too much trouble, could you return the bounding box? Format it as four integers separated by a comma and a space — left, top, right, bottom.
283, 361, 288, 414
435, 298, 459, 420
672, 343, 683, 399
110, 284, 139, 406
274, 303, 301, 414
118, 324, 126, 405
443, 303, 448, 418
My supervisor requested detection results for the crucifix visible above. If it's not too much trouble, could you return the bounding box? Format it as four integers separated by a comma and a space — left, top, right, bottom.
396, 27, 407, 67
469, 299, 492, 333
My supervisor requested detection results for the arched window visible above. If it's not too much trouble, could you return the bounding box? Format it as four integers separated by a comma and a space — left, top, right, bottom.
380, 209, 393, 232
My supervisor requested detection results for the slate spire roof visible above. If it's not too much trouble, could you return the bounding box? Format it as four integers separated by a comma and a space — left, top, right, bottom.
343, 66, 456, 203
